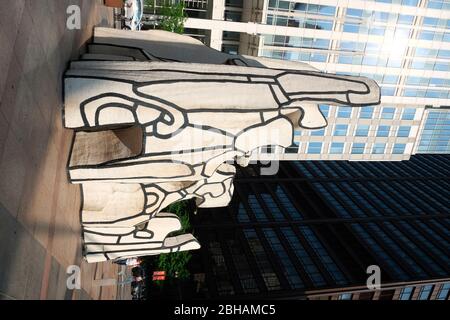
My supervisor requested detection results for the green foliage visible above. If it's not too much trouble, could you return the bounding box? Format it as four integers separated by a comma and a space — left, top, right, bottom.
141, 1, 187, 33
143, 0, 155, 9
159, 1, 187, 34
157, 250, 191, 280
165, 201, 191, 234
155, 201, 193, 284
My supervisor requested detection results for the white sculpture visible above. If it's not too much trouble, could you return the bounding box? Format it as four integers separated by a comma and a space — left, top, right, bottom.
64, 28, 380, 262
80, 163, 235, 228
83, 212, 201, 263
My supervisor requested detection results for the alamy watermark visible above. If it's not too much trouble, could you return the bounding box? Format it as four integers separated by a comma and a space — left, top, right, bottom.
168, 124, 283, 176
66, 5, 81, 30
66, 265, 81, 290
366, 265, 381, 290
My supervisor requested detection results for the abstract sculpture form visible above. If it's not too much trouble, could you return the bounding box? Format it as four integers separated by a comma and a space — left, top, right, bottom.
64, 28, 380, 263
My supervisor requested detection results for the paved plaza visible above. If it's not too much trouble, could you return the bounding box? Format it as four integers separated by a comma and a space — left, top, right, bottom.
0, 0, 130, 300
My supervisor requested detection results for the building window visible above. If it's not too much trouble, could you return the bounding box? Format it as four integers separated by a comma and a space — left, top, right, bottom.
343, 22, 359, 33
359, 107, 374, 119
417, 111, 450, 154
351, 143, 365, 154
397, 126, 411, 137
208, 242, 235, 296
318, 5, 336, 16
436, 283, 450, 300
396, 220, 450, 267
226, 239, 259, 294
261, 193, 285, 221
289, 2, 337, 16
223, 31, 240, 41
376, 125, 391, 137
368, 222, 427, 277
285, 142, 299, 154
263, 229, 303, 289
381, 87, 395, 96
393, 144, 406, 154
346, 8, 362, 18
403, 0, 419, 7
299, 226, 347, 285
405, 76, 429, 86
338, 293, 352, 300
268, 0, 289, 10
402, 108, 416, 120
274, 186, 302, 220
308, 142, 323, 154
383, 74, 399, 84
237, 203, 250, 222
319, 105, 330, 117
248, 195, 268, 222
244, 229, 281, 291
330, 142, 345, 154
399, 287, 414, 300
338, 54, 356, 64
222, 44, 239, 55
355, 125, 370, 136
427, 0, 445, 9
281, 227, 325, 286
225, 0, 243, 8
422, 16, 438, 27
337, 106, 352, 118
351, 224, 408, 281
224, 10, 242, 22
418, 285, 433, 300
334, 124, 348, 136
372, 143, 386, 154
381, 107, 396, 119
311, 128, 325, 136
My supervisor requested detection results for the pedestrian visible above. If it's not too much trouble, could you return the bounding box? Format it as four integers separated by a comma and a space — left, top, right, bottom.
114, 257, 141, 266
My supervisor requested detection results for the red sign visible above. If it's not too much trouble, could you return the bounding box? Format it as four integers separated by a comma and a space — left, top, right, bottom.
153, 271, 166, 281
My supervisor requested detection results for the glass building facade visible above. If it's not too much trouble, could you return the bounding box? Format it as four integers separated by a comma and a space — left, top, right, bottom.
164, 155, 450, 300
259, 0, 449, 160
183, 0, 450, 160
258, 103, 423, 161
416, 108, 450, 153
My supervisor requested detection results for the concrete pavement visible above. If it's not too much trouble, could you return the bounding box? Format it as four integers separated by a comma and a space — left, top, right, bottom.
0, 0, 130, 300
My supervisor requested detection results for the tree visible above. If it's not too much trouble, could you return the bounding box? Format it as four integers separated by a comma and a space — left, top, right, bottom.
155, 201, 193, 283
157, 250, 192, 280
159, 1, 188, 34
142, 0, 188, 33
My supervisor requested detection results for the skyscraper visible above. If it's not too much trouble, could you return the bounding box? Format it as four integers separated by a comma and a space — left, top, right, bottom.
176, 0, 450, 160
138, 2, 449, 300
183, 155, 450, 300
